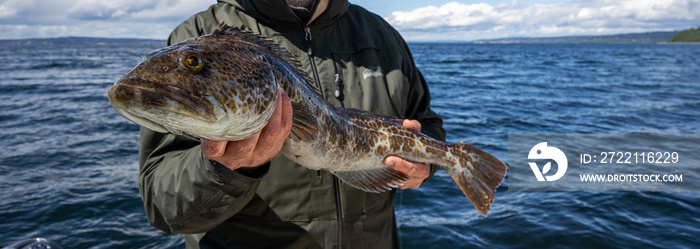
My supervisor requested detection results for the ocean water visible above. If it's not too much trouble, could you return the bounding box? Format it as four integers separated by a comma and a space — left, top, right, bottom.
1, 40, 699, 248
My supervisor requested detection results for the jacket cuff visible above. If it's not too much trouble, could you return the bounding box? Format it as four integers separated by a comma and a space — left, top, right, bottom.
422, 164, 438, 183
208, 160, 270, 188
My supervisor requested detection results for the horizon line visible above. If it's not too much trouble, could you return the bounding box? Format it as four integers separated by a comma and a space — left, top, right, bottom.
0, 28, 686, 43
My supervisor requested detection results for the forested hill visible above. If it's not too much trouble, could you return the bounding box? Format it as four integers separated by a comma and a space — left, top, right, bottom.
668, 27, 700, 42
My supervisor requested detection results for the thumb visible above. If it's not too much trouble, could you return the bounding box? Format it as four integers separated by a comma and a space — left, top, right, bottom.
402, 119, 422, 133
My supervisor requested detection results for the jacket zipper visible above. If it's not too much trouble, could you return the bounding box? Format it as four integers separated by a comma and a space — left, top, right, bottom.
305, 26, 343, 249
306, 26, 324, 183
305, 27, 324, 93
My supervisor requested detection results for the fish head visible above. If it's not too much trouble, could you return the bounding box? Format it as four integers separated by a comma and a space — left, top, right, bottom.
108, 33, 279, 141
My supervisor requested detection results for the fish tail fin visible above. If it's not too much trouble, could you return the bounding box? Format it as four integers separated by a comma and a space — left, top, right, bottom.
444, 143, 507, 216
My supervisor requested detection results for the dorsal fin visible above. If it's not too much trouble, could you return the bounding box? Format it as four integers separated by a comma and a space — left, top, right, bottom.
343, 108, 405, 127
212, 22, 321, 94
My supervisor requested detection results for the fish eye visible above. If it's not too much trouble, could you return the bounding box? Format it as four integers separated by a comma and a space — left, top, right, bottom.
182, 54, 203, 71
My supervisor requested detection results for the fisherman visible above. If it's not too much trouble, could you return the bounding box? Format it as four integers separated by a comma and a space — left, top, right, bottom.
137, 0, 445, 248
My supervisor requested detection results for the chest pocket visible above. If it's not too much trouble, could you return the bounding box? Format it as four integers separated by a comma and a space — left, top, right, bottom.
333, 47, 410, 118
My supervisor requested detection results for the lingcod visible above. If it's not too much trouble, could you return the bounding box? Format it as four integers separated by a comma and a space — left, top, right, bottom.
108, 23, 507, 215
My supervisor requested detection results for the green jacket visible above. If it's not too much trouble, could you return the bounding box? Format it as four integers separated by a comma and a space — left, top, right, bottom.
137, 0, 446, 248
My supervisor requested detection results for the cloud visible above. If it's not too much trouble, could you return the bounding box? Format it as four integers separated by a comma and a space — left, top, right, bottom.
0, 0, 212, 39
385, 0, 700, 41
0, 0, 34, 19
67, 0, 163, 21
66, 0, 209, 22
1, 0, 698, 40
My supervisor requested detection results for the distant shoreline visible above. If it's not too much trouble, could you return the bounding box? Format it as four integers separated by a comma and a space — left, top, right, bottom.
0, 36, 163, 42
471, 30, 679, 44
660, 42, 700, 45
0, 37, 164, 46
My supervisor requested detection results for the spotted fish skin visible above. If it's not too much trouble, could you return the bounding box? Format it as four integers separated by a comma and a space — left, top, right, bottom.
108, 23, 506, 216
108, 32, 280, 141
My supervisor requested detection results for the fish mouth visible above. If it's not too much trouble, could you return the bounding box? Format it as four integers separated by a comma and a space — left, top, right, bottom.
108, 77, 225, 134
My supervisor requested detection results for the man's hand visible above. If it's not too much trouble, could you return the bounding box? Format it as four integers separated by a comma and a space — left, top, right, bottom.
201, 86, 293, 171
384, 119, 431, 189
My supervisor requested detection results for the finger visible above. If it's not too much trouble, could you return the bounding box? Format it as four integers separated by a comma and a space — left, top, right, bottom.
201, 138, 228, 158
384, 156, 430, 178
225, 131, 261, 161
266, 86, 293, 158
384, 156, 430, 189
385, 156, 416, 176
241, 86, 292, 166
255, 86, 292, 156
256, 88, 285, 152
207, 132, 260, 170
278, 87, 293, 136
402, 119, 422, 133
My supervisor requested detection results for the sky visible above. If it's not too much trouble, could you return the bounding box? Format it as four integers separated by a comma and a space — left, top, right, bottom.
0, 0, 698, 41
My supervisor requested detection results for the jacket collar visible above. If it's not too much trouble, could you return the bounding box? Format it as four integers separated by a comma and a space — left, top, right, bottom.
219, 0, 349, 29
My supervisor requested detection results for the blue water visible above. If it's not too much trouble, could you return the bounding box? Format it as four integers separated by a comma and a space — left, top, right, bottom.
1, 40, 699, 248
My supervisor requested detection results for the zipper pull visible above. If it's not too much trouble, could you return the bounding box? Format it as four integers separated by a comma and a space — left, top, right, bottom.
304, 26, 312, 41
334, 74, 343, 99
331, 54, 345, 106
305, 26, 313, 56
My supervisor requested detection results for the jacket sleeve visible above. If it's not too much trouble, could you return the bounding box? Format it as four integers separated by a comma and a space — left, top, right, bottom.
137, 12, 266, 234
138, 129, 268, 234
403, 59, 445, 143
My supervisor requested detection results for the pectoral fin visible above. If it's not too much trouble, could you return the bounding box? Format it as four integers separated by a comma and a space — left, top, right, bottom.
290, 103, 318, 141
334, 167, 409, 193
